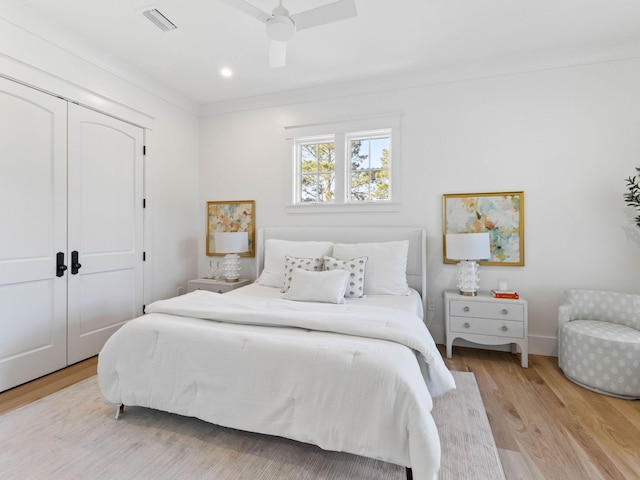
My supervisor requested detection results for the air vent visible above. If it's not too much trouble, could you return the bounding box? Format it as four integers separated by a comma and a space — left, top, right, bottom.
142, 8, 177, 32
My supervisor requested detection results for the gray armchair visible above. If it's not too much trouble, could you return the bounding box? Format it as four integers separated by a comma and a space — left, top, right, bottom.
558, 288, 640, 399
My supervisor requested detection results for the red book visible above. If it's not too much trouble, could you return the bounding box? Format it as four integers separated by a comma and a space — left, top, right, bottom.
491, 290, 519, 299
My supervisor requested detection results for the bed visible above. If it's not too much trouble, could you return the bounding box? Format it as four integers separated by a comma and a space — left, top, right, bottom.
98, 227, 456, 480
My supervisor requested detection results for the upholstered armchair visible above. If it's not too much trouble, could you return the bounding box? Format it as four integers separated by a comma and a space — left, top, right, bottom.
558, 289, 640, 399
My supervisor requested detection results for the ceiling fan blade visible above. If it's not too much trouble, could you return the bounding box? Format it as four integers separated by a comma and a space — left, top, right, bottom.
269, 40, 287, 68
290, 0, 357, 31
220, 0, 270, 23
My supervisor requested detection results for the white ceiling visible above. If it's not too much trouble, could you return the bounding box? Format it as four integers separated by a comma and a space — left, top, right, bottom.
9, 0, 640, 107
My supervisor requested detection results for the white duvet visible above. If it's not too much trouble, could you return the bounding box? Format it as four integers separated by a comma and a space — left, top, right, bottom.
98, 287, 456, 480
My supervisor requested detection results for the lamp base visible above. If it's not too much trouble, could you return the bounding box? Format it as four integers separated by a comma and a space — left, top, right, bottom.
456, 260, 481, 296
459, 290, 477, 296
222, 253, 241, 283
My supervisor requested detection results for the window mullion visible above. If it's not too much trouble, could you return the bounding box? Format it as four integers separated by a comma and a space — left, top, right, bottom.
333, 133, 345, 204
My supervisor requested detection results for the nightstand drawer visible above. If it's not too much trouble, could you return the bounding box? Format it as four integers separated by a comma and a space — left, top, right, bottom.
449, 300, 524, 322
450, 316, 525, 338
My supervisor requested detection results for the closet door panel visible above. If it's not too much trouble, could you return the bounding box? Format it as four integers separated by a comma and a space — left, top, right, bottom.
67, 104, 144, 364
0, 78, 67, 391
76, 120, 137, 253
76, 269, 136, 335
0, 281, 56, 357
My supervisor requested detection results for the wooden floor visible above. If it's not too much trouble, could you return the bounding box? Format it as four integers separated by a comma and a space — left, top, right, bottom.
441, 345, 640, 480
1, 348, 639, 479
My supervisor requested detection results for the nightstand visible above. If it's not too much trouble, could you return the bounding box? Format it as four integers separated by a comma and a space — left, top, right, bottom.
444, 290, 528, 368
187, 278, 252, 294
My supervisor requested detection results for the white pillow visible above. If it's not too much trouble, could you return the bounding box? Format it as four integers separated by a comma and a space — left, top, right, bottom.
282, 256, 324, 292
331, 241, 409, 295
258, 239, 333, 288
282, 269, 349, 304
322, 255, 368, 298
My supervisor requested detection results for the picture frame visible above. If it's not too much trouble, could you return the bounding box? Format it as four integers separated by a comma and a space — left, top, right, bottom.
443, 191, 524, 266
206, 200, 255, 257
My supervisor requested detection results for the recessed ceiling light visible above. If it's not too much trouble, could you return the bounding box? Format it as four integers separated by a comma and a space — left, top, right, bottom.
220, 67, 233, 78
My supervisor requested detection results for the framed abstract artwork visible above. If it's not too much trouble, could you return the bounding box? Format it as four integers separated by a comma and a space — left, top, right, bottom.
443, 191, 524, 266
206, 200, 255, 257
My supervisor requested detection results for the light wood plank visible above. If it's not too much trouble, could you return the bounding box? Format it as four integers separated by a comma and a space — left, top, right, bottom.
533, 355, 640, 479
498, 448, 546, 480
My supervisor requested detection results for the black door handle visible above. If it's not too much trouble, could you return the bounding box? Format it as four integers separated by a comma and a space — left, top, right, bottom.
71, 250, 82, 275
56, 252, 67, 277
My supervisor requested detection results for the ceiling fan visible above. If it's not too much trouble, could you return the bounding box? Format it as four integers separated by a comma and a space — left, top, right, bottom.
221, 0, 357, 68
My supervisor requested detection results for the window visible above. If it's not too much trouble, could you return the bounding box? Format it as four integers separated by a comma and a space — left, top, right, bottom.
287, 114, 400, 212
297, 137, 335, 203
348, 131, 390, 202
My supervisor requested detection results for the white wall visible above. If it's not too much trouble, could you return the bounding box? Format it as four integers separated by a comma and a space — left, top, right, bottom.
146, 105, 200, 300
200, 58, 640, 355
0, 8, 201, 303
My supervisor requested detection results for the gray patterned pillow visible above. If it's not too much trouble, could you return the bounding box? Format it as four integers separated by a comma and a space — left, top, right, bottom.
323, 255, 368, 298
282, 256, 323, 292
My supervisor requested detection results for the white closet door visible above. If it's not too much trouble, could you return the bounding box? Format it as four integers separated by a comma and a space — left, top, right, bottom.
67, 104, 144, 364
0, 78, 68, 391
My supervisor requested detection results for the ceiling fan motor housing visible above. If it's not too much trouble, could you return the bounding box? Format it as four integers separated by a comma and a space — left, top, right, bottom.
266, 15, 295, 41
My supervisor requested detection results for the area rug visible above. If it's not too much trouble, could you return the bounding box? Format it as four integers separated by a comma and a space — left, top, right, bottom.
0, 371, 504, 479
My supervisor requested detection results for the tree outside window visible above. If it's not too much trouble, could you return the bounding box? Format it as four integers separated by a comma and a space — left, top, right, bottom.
299, 140, 335, 203
349, 134, 390, 202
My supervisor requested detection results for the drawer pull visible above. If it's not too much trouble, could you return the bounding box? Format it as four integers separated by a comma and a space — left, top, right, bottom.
463, 306, 470, 312
501, 325, 508, 331
500, 309, 508, 315
463, 322, 471, 328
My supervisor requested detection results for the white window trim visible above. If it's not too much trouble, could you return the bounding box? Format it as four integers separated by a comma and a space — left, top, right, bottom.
285, 113, 401, 214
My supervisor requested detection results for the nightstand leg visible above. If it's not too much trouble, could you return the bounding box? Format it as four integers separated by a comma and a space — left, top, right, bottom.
521, 344, 528, 368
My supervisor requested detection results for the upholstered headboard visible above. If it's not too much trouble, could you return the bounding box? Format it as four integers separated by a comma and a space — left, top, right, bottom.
256, 227, 427, 318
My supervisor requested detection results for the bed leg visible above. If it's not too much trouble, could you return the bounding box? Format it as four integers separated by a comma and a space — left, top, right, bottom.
405, 467, 413, 480
114, 404, 124, 420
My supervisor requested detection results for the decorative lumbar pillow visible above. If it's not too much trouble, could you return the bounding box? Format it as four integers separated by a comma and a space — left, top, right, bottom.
323, 255, 368, 298
282, 269, 349, 304
258, 239, 333, 288
331, 241, 409, 295
282, 256, 324, 292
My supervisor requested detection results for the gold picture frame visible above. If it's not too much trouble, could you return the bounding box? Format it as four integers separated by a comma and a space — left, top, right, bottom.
206, 200, 255, 257
443, 191, 524, 266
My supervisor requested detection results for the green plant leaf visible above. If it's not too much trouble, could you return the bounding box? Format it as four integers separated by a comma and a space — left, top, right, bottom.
624, 168, 640, 228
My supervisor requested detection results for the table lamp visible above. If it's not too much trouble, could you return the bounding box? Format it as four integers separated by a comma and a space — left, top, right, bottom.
445, 232, 491, 296
214, 232, 249, 282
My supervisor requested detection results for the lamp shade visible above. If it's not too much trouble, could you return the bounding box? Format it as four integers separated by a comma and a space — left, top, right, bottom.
445, 233, 491, 261
214, 232, 249, 254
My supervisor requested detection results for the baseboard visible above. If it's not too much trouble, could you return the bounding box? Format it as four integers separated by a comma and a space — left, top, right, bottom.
529, 335, 557, 357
